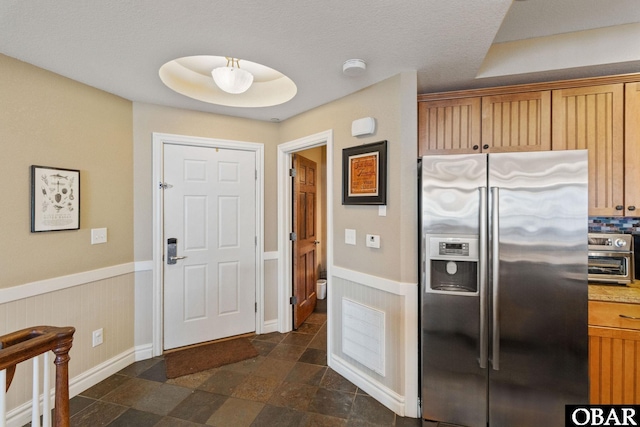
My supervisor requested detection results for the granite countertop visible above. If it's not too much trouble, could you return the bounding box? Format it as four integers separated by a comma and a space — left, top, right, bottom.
588, 281, 640, 304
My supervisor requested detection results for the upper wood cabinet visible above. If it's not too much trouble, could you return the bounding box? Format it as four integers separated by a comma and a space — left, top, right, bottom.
481, 91, 551, 153
625, 82, 640, 216
418, 91, 551, 157
552, 82, 640, 217
552, 84, 625, 216
418, 97, 481, 156
418, 73, 640, 216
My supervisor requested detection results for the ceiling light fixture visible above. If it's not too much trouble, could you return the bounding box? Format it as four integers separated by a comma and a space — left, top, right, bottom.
211, 57, 254, 94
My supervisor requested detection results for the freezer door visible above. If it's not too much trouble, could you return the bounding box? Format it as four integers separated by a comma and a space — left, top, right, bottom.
421, 154, 488, 427
487, 150, 589, 427
420, 154, 487, 236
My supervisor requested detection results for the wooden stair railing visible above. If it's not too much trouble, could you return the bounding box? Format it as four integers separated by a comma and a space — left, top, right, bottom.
0, 326, 75, 427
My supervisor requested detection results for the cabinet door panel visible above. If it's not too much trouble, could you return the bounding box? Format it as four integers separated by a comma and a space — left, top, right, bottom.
589, 326, 640, 404
418, 98, 481, 156
625, 82, 640, 215
481, 91, 551, 153
552, 84, 624, 216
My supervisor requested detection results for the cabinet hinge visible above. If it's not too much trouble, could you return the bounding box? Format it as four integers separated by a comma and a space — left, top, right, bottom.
255, 236, 257, 246
255, 170, 258, 180
290, 296, 298, 305
255, 302, 258, 313
289, 232, 297, 241
289, 168, 297, 177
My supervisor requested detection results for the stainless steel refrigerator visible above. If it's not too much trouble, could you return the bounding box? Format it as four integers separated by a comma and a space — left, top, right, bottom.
420, 150, 589, 427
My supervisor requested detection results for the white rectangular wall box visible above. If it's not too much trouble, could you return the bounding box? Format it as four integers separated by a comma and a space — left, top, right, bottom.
351, 117, 376, 137
366, 234, 381, 248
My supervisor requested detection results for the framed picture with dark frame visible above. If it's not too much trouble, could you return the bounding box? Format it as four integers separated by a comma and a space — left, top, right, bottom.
31, 165, 80, 232
342, 140, 387, 205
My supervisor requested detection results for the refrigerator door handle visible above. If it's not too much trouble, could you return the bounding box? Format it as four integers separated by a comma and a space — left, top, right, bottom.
479, 187, 488, 369
491, 186, 500, 371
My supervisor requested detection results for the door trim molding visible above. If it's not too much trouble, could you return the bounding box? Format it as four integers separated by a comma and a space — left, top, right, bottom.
152, 132, 264, 356
277, 129, 333, 335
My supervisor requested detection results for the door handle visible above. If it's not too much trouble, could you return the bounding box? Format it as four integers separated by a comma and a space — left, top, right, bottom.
314, 240, 320, 245
491, 186, 500, 371
167, 238, 187, 265
478, 187, 488, 369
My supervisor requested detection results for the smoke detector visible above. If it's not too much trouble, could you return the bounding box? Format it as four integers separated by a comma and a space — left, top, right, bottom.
343, 59, 366, 76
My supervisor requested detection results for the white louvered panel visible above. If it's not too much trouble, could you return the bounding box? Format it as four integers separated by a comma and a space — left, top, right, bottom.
342, 298, 385, 376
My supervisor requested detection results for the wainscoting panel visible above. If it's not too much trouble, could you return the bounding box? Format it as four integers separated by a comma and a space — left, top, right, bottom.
329, 266, 419, 418
0, 272, 135, 420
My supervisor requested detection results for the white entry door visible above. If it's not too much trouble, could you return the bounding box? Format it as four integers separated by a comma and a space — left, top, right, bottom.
163, 143, 256, 350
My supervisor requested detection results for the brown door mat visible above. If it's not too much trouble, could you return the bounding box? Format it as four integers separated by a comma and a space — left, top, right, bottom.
164, 336, 258, 379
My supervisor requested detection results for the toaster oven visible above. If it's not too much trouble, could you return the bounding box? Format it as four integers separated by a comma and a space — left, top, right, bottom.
588, 233, 634, 285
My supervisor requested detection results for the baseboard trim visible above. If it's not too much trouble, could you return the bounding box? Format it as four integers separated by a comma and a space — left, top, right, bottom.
261, 319, 278, 334
134, 343, 154, 361
6, 347, 139, 427
329, 354, 407, 417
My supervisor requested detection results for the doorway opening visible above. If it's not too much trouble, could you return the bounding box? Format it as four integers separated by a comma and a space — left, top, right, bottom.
277, 130, 333, 343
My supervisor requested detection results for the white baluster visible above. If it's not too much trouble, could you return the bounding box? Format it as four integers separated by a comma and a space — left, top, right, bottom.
32, 356, 40, 426
0, 369, 6, 427
43, 352, 50, 427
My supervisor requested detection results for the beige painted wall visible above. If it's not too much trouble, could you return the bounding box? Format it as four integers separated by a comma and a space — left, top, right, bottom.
280, 73, 418, 283
132, 102, 281, 258
0, 54, 133, 288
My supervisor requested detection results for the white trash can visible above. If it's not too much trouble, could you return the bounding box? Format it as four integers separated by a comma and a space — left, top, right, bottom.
316, 279, 327, 300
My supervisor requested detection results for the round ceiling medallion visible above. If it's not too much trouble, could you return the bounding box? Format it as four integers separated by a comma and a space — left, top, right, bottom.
159, 55, 297, 108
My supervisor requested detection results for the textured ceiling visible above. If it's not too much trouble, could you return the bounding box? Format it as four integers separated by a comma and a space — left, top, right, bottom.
1, 0, 639, 122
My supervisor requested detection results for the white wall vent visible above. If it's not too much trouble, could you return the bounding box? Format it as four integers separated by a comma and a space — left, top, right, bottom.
342, 298, 385, 376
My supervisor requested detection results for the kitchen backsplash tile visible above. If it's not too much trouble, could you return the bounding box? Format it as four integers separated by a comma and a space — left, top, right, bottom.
589, 217, 640, 234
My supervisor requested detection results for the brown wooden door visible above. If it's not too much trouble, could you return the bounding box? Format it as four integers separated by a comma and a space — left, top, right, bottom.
292, 154, 317, 329
481, 91, 551, 153
418, 97, 482, 156
625, 82, 640, 215
552, 84, 624, 216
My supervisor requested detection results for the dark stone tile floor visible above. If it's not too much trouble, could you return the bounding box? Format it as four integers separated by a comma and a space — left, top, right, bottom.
41, 306, 422, 427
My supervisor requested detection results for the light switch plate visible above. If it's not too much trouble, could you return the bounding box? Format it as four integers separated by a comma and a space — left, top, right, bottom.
345, 228, 356, 245
91, 228, 107, 244
366, 234, 381, 248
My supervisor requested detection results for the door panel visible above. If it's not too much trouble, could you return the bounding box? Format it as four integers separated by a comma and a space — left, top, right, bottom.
420, 154, 488, 427
163, 143, 256, 350
481, 91, 551, 152
418, 98, 482, 156
292, 154, 318, 329
552, 84, 624, 216
488, 151, 589, 426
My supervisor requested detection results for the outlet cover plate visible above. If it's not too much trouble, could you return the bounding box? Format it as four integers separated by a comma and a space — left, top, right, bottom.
92, 328, 103, 347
